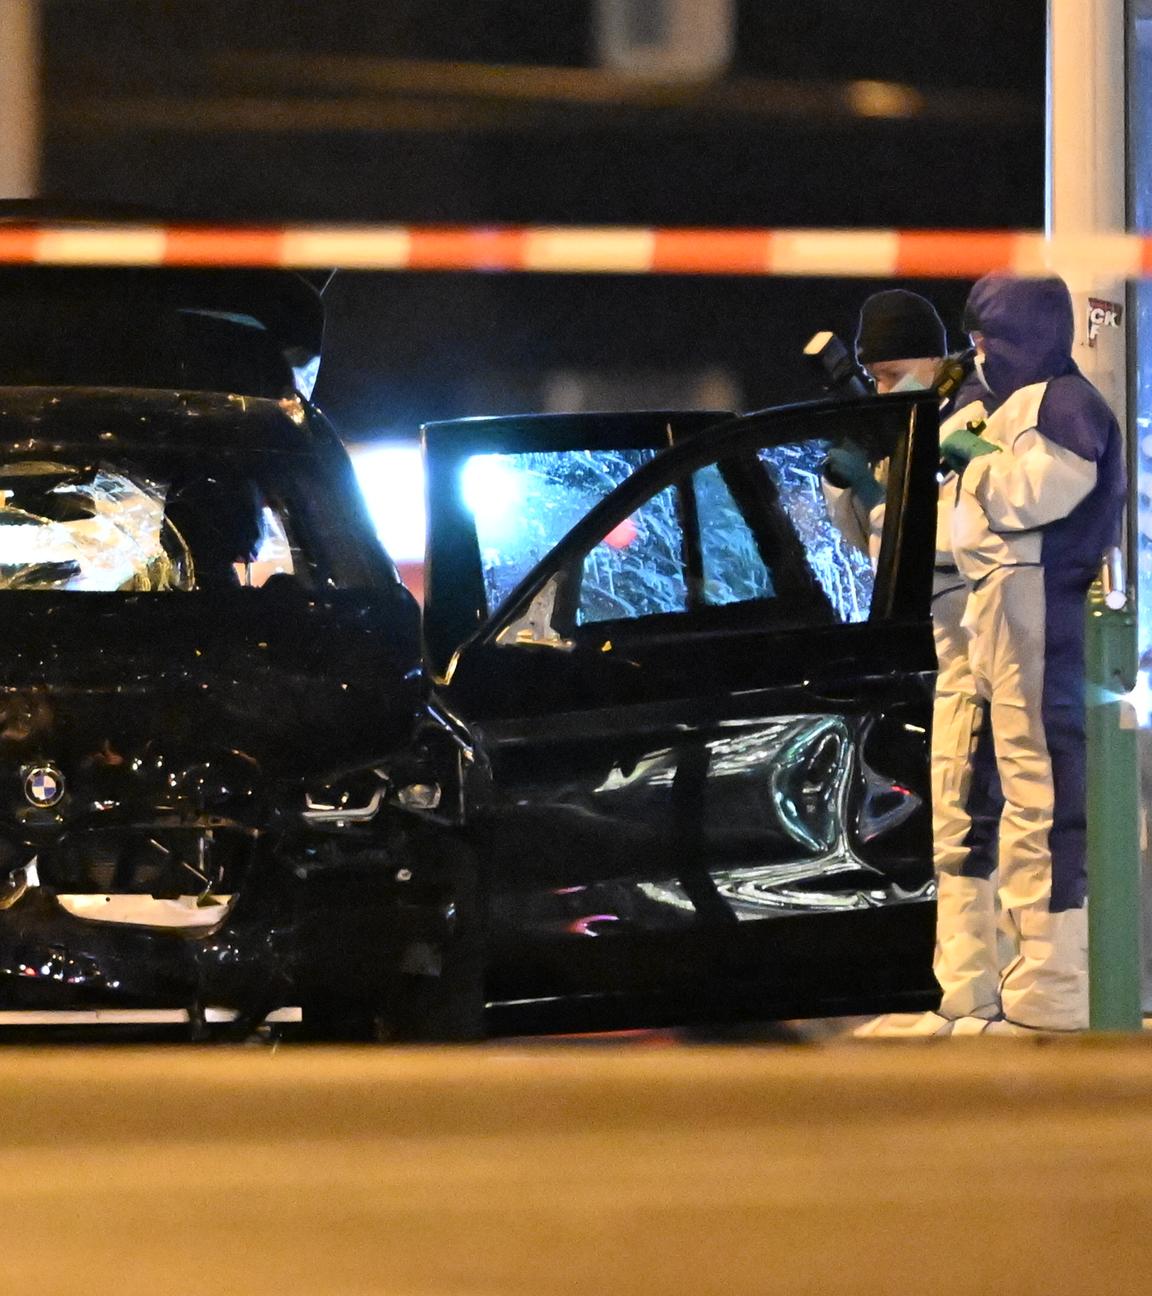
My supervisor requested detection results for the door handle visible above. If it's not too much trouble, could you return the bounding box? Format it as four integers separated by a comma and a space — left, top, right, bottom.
802, 672, 869, 705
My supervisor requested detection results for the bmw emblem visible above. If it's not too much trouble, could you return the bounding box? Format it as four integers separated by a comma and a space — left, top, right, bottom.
23, 765, 65, 808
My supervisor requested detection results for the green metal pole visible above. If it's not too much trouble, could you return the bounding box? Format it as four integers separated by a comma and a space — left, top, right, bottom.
1086, 561, 1142, 1030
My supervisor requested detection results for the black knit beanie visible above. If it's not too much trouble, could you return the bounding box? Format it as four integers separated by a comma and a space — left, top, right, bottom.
855, 290, 947, 364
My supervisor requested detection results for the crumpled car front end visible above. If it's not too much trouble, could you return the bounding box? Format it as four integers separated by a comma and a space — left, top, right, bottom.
0, 387, 474, 1039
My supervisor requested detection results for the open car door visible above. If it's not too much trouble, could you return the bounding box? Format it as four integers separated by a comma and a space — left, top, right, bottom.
426, 394, 941, 1033
421, 410, 731, 675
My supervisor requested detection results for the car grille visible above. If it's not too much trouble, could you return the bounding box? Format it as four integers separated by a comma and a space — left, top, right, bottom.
36, 829, 255, 896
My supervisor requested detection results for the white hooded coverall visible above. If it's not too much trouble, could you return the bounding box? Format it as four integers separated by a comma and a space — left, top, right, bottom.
826, 383, 1006, 1026
949, 274, 1125, 1031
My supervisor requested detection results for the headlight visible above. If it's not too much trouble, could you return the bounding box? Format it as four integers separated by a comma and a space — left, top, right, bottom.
300, 773, 444, 826
394, 782, 441, 811
301, 776, 386, 825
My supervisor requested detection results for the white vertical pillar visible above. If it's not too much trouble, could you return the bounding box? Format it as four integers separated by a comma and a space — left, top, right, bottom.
1052, 0, 1148, 1018
1047, 0, 1127, 421
0, 0, 38, 198
596, 0, 734, 81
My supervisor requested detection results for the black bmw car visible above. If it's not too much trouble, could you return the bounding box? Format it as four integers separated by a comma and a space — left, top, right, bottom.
0, 382, 495, 1040
0, 258, 943, 1039
0, 260, 485, 1040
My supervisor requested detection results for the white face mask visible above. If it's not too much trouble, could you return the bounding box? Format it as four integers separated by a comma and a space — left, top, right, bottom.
890, 371, 930, 394
973, 354, 992, 394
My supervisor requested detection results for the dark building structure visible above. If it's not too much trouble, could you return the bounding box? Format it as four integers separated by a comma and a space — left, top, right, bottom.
39, 0, 1046, 437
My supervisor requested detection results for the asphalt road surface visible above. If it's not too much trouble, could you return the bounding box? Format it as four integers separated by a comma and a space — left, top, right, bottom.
5, 1039, 1152, 1295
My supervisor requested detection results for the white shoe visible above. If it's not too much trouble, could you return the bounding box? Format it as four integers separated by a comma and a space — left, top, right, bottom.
852, 1012, 956, 1038
949, 1014, 1003, 1035
939, 1016, 1078, 1037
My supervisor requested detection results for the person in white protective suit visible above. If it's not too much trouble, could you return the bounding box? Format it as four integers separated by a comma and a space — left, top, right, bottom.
933, 273, 1125, 1034
822, 291, 1010, 1039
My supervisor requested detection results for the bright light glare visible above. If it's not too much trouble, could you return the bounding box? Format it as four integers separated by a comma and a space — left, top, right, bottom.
460, 455, 522, 531
349, 443, 426, 563
1127, 668, 1152, 728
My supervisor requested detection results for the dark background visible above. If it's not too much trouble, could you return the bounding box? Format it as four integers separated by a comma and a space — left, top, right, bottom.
40, 0, 1047, 440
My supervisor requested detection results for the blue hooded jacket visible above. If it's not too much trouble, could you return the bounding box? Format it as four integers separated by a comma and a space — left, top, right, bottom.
962, 273, 1125, 577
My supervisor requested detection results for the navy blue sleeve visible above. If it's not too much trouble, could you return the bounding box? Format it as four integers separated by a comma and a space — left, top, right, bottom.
1038, 374, 1118, 462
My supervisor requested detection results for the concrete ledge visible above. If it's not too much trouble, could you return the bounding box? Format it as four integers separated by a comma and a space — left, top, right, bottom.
3, 1040, 1151, 1294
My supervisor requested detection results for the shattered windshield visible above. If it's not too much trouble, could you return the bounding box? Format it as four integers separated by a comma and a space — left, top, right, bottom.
461, 447, 661, 611
0, 452, 353, 593
0, 463, 188, 591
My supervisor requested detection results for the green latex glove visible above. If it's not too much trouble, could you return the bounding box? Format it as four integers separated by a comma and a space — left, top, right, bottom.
940, 426, 1000, 474
822, 443, 884, 509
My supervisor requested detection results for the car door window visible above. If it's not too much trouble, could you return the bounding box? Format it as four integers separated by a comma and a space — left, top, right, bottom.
577, 484, 688, 624
490, 413, 912, 650
574, 438, 876, 631
693, 462, 775, 605
461, 447, 661, 613
756, 439, 875, 624
232, 503, 299, 588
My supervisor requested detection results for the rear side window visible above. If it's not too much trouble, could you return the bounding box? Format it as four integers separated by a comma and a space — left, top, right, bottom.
492, 421, 898, 648
234, 505, 298, 587
570, 438, 874, 631
693, 462, 775, 605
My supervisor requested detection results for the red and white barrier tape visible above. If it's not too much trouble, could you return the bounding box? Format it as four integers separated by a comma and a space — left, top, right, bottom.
0, 224, 1146, 276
